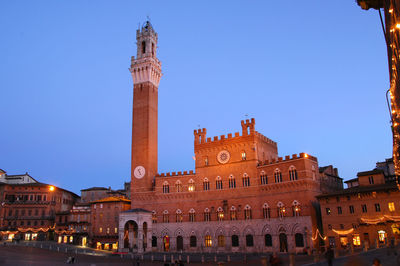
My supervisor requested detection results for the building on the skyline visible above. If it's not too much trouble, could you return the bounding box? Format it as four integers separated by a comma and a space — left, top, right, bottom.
0, 170, 79, 241
118, 21, 342, 253
317, 159, 400, 249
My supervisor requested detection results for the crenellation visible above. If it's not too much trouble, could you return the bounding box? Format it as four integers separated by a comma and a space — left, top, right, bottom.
278, 157, 283, 162
285, 155, 290, 160
220, 135, 225, 140
228, 133, 232, 138
292, 154, 298, 159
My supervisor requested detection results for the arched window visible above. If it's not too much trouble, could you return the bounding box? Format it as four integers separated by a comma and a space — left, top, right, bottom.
142, 41, 146, 54
152, 236, 157, 247
229, 175, 236, 188
188, 179, 195, 192
162, 210, 169, 223
246, 234, 254, 247
274, 169, 282, 183
203, 178, 210, 191
217, 207, 224, 221
175, 180, 182, 192
176, 209, 183, 223
292, 200, 301, 217
151, 42, 155, 56
264, 234, 272, 246
277, 202, 286, 218
189, 208, 196, 222
244, 205, 252, 220
216, 176, 223, 189
162, 182, 170, 193
241, 151, 247, 160
295, 233, 304, 247
218, 235, 225, 247
231, 235, 239, 247
190, 235, 197, 247
204, 156, 209, 166
260, 171, 268, 185
204, 208, 211, 222
230, 206, 237, 220
152, 210, 157, 224
262, 203, 271, 219
242, 173, 250, 187
204, 235, 212, 247
289, 166, 298, 181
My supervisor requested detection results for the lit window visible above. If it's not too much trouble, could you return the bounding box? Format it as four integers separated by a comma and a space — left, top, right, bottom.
378, 230, 386, 243
289, 166, 298, 181
203, 178, 210, 191
278, 202, 286, 218
229, 175, 236, 188
353, 234, 361, 246
241, 151, 246, 160
100, 204, 103, 209
188, 179, 195, 192
274, 169, 282, 183
244, 205, 252, 220
292, 201, 301, 216
260, 171, 268, 185
176, 209, 183, 223
375, 203, 381, 212
114, 227, 118, 233
217, 207, 224, 221
189, 209, 195, 222
162, 182, 170, 194
205, 235, 212, 247
204, 157, 209, 166
175, 181, 182, 192
230, 206, 237, 220
326, 208, 331, 215
389, 202, 395, 212
218, 235, 225, 247
99, 227, 103, 233
216, 176, 223, 190
107, 227, 110, 234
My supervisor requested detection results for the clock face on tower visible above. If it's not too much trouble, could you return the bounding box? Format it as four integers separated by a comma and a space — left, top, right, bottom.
134, 166, 146, 179
217, 150, 230, 164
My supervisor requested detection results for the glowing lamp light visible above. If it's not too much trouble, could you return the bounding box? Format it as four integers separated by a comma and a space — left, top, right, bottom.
304, 153, 308, 158
396, 24, 400, 29
49, 186, 55, 191
389, 8, 394, 13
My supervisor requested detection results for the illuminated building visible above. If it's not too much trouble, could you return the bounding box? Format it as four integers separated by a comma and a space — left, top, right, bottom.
317, 159, 400, 249
118, 21, 341, 253
356, 0, 400, 187
0, 170, 78, 241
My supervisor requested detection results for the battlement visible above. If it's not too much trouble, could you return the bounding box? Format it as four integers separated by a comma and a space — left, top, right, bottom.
194, 118, 276, 147
258, 153, 317, 166
156, 170, 195, 178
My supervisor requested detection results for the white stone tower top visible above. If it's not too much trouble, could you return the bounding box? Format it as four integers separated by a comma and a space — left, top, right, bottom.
129, 21, 162, 87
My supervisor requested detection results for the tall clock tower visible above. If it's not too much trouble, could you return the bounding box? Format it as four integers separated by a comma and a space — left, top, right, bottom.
130, 21, 162, 197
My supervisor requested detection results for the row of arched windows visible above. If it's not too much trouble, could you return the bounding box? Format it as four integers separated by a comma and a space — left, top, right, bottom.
151, 233, 305, 248
152, 201, 302, 223
161, 166, 303, 194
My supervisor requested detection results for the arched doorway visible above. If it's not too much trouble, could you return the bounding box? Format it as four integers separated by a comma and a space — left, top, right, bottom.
279, 233, 288, 252
177, 235, 183, 251
163, 235, 170, 251
124, 220, 138, 250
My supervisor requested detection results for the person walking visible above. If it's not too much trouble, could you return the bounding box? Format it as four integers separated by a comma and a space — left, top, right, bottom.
325, 246, 334, 266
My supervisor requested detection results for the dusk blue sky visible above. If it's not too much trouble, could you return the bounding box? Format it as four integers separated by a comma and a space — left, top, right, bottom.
0, 1, 391, 195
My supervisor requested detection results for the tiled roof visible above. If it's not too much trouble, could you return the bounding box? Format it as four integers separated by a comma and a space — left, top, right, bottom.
316, 182, 398, 198
81, 187, 109, 191
121, 208, 151, 213
357, 169, 384, 177
91, 196, 130, 204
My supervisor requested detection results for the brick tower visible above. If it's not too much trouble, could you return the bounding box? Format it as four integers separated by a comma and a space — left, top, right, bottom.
129, 21, 162, 198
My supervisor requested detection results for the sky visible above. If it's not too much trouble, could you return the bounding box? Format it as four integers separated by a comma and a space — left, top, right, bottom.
0, 1, 392, 195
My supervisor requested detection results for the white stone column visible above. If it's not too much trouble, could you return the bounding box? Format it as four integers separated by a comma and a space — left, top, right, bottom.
138, 229, 143, 253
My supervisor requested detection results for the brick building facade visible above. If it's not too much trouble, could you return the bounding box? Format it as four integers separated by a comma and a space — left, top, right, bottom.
317, 160, 400, 250
0, 171, 78, 241
118, 21, 341, 253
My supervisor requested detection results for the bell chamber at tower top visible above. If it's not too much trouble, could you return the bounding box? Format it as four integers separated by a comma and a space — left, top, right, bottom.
129, 21, 162, 87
